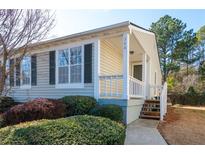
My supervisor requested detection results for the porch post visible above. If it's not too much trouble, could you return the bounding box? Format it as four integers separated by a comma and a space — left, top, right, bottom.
143, 53, 147, 99
122, 33, 130, 100
94, 39, 100, 100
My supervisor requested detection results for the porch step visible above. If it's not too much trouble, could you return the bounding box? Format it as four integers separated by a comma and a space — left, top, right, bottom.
141, 111, 160, 116
143, 103, 160, 108
140, 114, 160, 120
142, 107, 160, 112
145, 99, 160, 104
139, 99, 160, 120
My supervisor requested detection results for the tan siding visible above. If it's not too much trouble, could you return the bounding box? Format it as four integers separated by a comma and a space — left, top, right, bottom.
132, 28, 162, 86
100, 40, 123, 75
11, 50, 94, 102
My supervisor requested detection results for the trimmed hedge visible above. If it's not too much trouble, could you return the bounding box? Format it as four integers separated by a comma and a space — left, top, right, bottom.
0, 96, 16, 113
0, 115, 126, 145
1, 98, 66, 126
90, 104, 123, 122
61, 96, 97, 116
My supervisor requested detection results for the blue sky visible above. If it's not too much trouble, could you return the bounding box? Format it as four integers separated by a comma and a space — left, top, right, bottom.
49, 10, 205, 38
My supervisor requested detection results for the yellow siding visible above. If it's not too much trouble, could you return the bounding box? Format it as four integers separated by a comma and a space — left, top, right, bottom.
100, 40, 123, 75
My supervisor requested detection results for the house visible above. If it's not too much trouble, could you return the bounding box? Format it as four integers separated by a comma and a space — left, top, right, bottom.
7, 21, 167, 124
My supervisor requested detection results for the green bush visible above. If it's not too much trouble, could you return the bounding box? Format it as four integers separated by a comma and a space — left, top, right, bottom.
0, 96, 16, 113
187, 86, 197, 96
0, 115, 3, 128
61, 96, 97, 116
90, 104, 123, 122
0, 115, 126, 145
169, 86, 205, 106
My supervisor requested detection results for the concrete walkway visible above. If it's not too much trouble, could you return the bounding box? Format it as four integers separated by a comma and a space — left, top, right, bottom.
125, 119, 167, 145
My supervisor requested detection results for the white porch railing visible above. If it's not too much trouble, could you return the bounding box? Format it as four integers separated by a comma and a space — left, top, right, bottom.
129, 76, 144, 98
160, 82, 167, 120
99, 75, 123, 98
149, 85, 163, 99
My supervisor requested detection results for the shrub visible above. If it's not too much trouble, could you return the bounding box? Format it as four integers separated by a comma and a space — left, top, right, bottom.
0, 115, 126, 145
90, 104, 123, 122
1, 98, 66, 126
0, 114, 3, 128
186, 86, 197, 96
169, 86, 205, 106
0, 96, 16, 113
61, 96, 97, 116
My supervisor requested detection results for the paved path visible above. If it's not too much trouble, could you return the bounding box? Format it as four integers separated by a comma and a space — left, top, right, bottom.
125, 119, 167, 145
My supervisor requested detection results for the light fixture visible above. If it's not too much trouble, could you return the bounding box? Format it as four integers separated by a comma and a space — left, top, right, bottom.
130, 51, 134, 54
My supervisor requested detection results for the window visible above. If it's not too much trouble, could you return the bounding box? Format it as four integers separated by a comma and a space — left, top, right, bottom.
58, 49, 69, 84
21, 56, 31, 86
57, 46, 83, 87
70, 46, 82, 83
133, 64, 142, 81
5, 60, 10, 86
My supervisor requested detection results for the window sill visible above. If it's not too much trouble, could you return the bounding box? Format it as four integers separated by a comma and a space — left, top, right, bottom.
55, 83, 84, 89
20, 85, 31, 89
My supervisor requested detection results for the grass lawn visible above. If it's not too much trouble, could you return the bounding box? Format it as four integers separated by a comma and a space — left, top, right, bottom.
158, 105, 205, 145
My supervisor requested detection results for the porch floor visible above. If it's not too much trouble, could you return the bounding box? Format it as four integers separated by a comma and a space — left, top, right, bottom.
124, 119, 167, 145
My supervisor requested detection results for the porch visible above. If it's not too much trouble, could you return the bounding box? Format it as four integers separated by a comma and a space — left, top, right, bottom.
94, 30, 167, 123
95, 32, 152, 100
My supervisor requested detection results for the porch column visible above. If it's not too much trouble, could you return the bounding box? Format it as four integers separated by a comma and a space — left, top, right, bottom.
122, 33, 130, 100
94, 39, 100, 100
143, 53, 147, 99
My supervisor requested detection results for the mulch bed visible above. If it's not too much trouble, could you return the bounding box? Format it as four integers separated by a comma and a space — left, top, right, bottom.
158, 106, 205, 145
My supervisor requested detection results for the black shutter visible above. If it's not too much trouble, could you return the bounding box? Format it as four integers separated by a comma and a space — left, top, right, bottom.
49, 51, 56, 85
16, 58, 20, 86
84, 44, 93, 83
31, 55, 37, 86
9, 59, 14, 87
0, 61, 2, 81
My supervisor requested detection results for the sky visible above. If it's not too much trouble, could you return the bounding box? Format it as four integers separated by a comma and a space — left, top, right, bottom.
49, 9, 205, 38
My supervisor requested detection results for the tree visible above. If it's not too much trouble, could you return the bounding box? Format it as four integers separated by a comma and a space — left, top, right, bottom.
174, 29, 200, 76
0, 10, 55, 95
150, 15, 187, 81
196, 25, 205, 78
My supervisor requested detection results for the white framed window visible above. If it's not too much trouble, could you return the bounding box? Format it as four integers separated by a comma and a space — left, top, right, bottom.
5, 60, 10, 87
58, 49, 69, 84
70, 46, 82, 83
56, 45, 84, 88
21, 56, 31, 89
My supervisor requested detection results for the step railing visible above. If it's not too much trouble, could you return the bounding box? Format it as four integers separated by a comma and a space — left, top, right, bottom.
160, 82, 167, 120
149, 85, 163, 99
129, 76, 144, 98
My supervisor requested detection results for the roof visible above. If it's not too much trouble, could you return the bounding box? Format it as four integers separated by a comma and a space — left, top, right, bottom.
30, 21, 155, 47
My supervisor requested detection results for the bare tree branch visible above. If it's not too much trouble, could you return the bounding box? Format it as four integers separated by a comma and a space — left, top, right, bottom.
0, 9, 55, 95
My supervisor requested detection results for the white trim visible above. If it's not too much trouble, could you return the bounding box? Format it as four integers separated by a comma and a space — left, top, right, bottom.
55, 41, 94, 89
130, 25, 155, 36
55, 83, 84, 89
94, 39, 100, 100
28, 22, 130, 48
20, 56, 31, 89
143, 53, 148, 99
122, 32, 130, 100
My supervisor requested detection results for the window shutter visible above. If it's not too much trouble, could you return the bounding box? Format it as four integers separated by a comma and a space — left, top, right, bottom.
84, 44, 93, 83
49, 51, 56, 85
31, 55, 37, 86
9, 59, 14, 87
16, 58, 21, 86
0, 61, 2, 81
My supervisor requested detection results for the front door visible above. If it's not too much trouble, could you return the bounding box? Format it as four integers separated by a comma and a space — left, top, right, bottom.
133, 64, 142, 81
